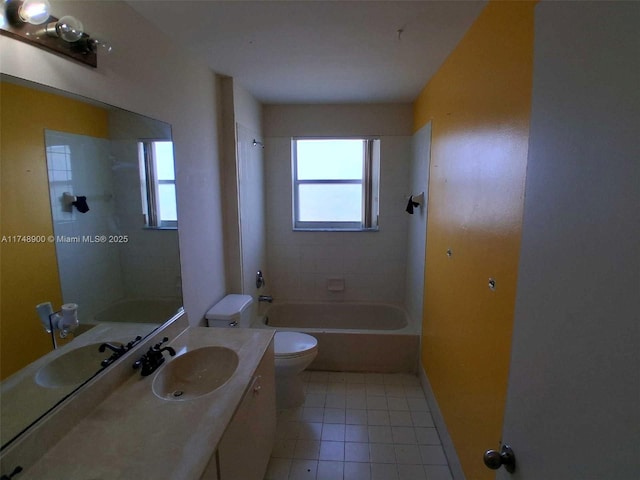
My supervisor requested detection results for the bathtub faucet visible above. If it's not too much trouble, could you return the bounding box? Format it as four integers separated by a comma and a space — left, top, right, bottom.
258, 295, 273, 303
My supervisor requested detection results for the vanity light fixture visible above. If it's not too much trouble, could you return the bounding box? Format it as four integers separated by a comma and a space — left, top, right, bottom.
1, 0, 111, 68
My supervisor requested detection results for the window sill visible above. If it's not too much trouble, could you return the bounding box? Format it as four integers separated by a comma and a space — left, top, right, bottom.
143, 226, 178, 231
293, 227, 379, 233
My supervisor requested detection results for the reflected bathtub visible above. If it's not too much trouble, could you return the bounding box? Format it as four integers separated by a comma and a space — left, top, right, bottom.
92, 298, 183, 324
255, 302, 419, 373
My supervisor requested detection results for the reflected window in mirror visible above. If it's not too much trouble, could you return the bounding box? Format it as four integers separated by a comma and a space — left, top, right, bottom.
138, 140, 177, 229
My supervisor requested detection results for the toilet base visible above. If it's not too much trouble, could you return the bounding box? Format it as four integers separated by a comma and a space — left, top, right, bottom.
275, 373, 306, 409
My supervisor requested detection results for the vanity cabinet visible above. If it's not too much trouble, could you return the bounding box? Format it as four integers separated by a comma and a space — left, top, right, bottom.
201, 341, 276, 480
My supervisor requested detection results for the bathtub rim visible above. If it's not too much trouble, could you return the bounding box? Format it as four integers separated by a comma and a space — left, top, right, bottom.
253, 300, 419, 336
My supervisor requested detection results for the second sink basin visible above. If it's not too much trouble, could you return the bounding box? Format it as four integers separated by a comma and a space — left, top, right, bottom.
152, 346, 239, 401
36, 342, 123, 388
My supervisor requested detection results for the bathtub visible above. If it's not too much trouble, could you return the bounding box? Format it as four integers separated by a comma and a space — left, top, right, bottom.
255, 302, 419, 373
92, 298, 183, 324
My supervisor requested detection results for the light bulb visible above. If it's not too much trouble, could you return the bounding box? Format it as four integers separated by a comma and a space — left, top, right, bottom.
56, 15, 83, 42
18, 0, 50, 25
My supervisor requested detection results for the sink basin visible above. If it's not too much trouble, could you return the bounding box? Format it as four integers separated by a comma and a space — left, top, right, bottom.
152, 346, 239, 401
36, 342, 123, 388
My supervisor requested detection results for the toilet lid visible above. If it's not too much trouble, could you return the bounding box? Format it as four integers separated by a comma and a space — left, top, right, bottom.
274, 332, 318, 358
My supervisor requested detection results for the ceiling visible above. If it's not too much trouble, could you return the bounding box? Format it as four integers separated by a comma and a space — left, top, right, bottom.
128, 0, 486, 104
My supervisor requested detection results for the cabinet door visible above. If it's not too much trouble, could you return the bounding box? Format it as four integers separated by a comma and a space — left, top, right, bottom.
218, 343, 276, 480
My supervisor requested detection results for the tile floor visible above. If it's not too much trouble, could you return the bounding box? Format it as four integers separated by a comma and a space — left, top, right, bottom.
264, 371, 453, 480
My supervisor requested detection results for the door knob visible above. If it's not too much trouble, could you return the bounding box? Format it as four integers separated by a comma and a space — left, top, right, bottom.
483, 444, 516, 473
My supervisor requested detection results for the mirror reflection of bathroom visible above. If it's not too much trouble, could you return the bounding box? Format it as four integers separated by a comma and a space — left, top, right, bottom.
44, 112, 182, 334
0, 77, 185, 447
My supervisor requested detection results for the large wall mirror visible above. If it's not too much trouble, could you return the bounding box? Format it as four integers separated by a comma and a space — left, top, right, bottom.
0, 74, 183, 448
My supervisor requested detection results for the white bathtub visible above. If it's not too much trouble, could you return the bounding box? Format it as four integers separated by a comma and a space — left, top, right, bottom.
92, 298, 183, 324
255, 302, 419, 373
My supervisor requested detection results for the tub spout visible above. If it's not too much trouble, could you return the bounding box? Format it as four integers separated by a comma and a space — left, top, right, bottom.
258, 295, 273, 303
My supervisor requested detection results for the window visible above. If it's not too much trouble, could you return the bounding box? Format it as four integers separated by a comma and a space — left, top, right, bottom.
138, 140, 177, 228
292, 138, 380, 231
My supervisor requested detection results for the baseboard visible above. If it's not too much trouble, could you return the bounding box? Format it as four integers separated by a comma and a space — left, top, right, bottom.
418, 365, 466, 480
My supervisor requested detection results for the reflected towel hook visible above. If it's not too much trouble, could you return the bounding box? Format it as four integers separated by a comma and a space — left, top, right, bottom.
252, 139, 264, 148
411, 192, 424, 205
405, 192, 424, 215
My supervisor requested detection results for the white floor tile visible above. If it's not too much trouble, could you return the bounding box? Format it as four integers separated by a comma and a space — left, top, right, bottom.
397, 464, 427, 480
304, 393, 326, 408
309, 371, 330, 383
345, 425, 368, 443
327, 383, 346, 395
344, 461, 371, 480
322, 423, 345, 441
414, 427, 441, 445
383, 373, 405, 385
302, 407, 325, 423
288, 459, 318, 480
306, 382, 328, 394
410, 411, 435, 427
419, 445, 448, 465
369, 443, 396, 464
267, 371, 451, 480
365, 384, 386, 396
327, 372, 347, 383
395, 444, 422, 465
346, 394, 367, 409
386, 396, 410, 411
346, 383, 367, 394
325, 393, 346, 409
319, 441, 345, 461
384, 384, 406, 396
345, 409, 367, 425
323, 408, 346, 424
399, 374, 421, 386
370, 463, 398, 480
404, 385, 426, 398
345, 442, 370, 463
389, 411, 413, 427
364, 373, 385, 384
298, 422, 323, 440
424, 465, 453, 480
367, 410, 390, 426
391, 426, 417, 445
407, 397, 430, 412
317, 460, 344, 480
294, 439, 320, 460
367, 425, 393, 443
366, 395, 388, 410
344, 372, 366, 384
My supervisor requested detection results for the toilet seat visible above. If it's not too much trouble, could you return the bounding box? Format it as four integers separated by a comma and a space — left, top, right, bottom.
274, 332, 317, 359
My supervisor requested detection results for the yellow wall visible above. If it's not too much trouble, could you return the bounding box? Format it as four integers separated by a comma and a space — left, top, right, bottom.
0, 82, 109, 380
414, 2, 535, 478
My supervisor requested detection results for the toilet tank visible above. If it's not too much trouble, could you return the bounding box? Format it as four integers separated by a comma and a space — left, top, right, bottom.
205, 294, 254, 328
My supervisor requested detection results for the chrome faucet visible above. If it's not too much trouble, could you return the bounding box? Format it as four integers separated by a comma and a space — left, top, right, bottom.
258, 295, 273, 303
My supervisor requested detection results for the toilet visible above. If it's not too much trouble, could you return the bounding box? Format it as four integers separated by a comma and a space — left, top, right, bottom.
206, 294, 318, 409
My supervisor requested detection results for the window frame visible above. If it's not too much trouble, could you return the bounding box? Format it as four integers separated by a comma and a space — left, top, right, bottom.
292, 136, 379, 232
138, 139, 178, 230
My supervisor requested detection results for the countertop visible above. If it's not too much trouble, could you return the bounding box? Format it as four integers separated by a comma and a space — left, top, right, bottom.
1, 321, 156, 447
19, 327, 275, 479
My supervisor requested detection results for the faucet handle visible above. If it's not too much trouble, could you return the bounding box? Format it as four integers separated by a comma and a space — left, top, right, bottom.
152, 337, 169, 350
256, 270, 266, 289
